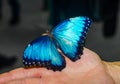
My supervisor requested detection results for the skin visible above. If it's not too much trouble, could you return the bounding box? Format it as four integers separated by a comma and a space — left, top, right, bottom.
0, 48, 120, 84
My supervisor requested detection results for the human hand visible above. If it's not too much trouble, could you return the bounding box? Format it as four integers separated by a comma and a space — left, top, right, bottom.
0, 48, 117, 84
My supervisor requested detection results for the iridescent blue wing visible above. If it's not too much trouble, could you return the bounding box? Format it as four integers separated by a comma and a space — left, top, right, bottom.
23, 35, 66, 71
52, 16, 92, 61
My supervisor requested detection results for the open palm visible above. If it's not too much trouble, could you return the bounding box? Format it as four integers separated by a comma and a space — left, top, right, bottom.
0, 48, 115, 84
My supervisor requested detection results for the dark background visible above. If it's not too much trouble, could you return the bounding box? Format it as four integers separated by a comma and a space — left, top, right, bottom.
0, 0, 120, 73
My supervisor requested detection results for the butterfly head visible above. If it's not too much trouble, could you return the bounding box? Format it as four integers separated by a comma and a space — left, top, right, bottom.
42, 30, 53, 38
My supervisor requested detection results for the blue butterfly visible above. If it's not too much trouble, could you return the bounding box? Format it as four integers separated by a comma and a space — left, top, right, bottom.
23, 16, 92, 71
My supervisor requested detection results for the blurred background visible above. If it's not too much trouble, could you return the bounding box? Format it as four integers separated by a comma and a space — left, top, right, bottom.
0, 0, 120, 73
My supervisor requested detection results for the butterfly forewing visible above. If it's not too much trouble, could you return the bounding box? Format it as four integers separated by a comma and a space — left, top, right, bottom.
52, 16, 92, 61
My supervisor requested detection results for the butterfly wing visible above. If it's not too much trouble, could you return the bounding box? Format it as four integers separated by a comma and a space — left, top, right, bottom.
23, 35, 66, 71
52, 16, 92, 61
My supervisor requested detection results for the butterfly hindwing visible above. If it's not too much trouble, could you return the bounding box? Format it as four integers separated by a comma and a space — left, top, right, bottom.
52, 16, 92, 61
23, 35, 66, 71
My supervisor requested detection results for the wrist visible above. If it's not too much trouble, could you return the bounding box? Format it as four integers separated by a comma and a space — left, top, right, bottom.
103, 61, 120, 84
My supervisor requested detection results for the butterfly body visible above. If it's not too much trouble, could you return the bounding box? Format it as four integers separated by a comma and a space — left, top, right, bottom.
23, 16, 92, 71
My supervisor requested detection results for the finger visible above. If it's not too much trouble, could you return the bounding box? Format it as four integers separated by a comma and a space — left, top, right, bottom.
5, 77, 61, 84
5, 78, 43, 84
0, 68, 53, 84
